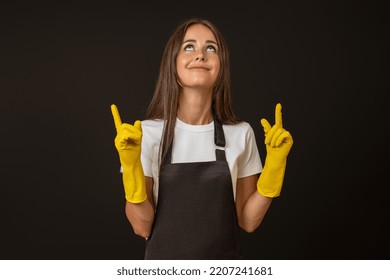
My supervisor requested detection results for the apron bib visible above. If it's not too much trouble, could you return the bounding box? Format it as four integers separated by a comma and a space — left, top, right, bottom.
144, 119, 241, 259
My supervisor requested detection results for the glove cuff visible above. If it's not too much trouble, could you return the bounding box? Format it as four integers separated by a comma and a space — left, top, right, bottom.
122, 166, 147, 204
256, 159, 286, 198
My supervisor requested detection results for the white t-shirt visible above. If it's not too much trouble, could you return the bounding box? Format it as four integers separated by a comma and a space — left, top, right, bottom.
140, 118, 263, 205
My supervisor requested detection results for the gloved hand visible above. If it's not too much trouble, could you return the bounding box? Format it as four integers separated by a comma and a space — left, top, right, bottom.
257, 103, 293, 197
111, 104, 147, 203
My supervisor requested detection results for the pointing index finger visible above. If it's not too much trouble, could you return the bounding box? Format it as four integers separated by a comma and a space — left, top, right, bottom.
111, 104, 122, 133
275, 103, 283, 127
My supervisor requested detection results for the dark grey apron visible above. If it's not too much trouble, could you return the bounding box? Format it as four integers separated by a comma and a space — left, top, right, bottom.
144, 119, 241, 259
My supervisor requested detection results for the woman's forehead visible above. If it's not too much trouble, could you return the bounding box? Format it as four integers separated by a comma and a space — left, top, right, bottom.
183, 24, 217, 42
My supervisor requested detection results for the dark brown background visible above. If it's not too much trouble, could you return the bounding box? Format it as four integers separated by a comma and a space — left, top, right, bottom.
1, 0, 388, 259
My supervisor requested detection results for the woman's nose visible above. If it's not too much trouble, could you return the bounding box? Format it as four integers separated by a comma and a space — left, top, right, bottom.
195, 51, 206, 61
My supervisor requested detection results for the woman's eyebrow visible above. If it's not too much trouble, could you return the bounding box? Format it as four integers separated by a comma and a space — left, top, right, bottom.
182, 39, 218, 45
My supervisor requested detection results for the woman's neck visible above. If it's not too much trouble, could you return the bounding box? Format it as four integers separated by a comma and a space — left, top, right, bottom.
177, 88, 213, 125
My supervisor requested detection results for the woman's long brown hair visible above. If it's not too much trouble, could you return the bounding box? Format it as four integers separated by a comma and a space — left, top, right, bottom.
145, 18, 240, 166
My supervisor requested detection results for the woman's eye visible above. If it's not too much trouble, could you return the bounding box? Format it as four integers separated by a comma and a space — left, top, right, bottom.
184, 45, 195, 51
206, 45, 217, 52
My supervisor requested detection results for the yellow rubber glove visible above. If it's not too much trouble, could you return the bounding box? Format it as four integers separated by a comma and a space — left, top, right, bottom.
257, 103, 293, 197
111, 104, 147, 203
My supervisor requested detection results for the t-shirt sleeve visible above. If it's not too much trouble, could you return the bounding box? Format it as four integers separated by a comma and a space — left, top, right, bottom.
237, 124, 263, 178
140, 123, 154, 178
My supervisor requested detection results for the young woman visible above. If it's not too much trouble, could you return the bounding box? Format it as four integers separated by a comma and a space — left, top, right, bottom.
111, 18, 293, 259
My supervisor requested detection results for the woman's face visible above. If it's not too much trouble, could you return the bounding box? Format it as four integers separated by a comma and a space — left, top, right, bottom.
176, 24, 220, 91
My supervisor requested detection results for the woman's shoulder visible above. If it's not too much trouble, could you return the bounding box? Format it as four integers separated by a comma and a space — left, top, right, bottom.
141, 119, 164, 128
222, 121, 258, 143
223, 121, 255, 133
141, 119, 164, 139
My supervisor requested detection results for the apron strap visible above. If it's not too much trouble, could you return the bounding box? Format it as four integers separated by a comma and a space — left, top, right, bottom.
214, 118, 226, 148
214, 118, 227, 161
164, 139, 173, 164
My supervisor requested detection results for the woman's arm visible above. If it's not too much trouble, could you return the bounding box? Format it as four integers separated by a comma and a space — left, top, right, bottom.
236, 174, 273, 233
236, 103, 294, 232
125, 176, 155, 238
